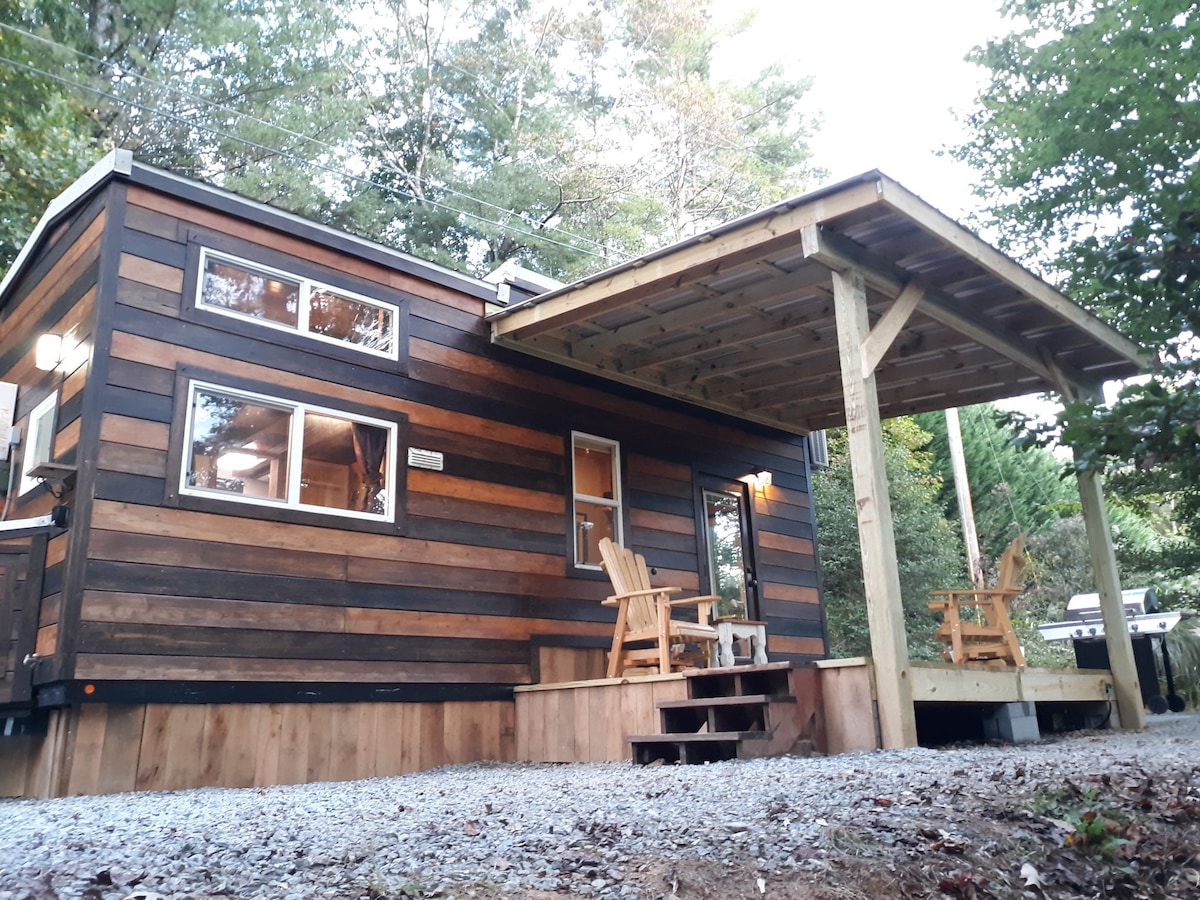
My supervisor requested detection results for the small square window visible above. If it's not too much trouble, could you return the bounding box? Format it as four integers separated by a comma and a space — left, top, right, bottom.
19, 392, 57, 496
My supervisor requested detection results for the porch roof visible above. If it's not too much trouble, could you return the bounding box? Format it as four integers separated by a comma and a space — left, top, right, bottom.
489, 171, 1149, 434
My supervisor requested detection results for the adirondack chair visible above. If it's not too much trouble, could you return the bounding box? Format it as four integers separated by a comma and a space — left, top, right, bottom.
598, 537, 722, 678
929, 534, 1028, 667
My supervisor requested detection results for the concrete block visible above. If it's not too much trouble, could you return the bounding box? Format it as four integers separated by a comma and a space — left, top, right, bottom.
984, 701, 1041, 744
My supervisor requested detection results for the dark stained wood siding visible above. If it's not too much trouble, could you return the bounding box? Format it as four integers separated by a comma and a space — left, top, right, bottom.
32, 181, 824, 700
0, 191, 109, 685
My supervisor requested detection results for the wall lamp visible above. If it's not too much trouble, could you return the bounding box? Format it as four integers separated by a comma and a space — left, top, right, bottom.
739, 470, 773, 493
35, 334, 65, 372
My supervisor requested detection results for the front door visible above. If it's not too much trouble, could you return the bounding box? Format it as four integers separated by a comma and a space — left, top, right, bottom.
0, 546, 34, 706
699, 478, 759, 620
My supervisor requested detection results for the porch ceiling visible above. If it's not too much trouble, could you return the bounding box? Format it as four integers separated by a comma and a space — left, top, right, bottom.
488, 172, 1149, 435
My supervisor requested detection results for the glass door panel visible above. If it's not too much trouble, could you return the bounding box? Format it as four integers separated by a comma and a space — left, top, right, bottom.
703, 486, 755, 618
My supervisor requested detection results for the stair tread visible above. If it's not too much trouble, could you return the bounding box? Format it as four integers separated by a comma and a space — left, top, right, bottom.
629, 731, 769, 743
683, 661, 794, 676
657, 694, 795, 710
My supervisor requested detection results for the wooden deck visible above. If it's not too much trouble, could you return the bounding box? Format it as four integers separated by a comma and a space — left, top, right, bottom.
516, 658, 1118, 764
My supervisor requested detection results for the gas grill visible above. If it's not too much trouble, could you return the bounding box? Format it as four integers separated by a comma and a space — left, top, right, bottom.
1038, 588, 1187, 714
1037, 588, 1182, 643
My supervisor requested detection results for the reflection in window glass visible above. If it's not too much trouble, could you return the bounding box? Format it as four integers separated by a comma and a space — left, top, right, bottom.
19, 392, 58, 495
187, 390, 291, 500
300, 413, 389, 514
704, 489, 747, 617
182, 383, 396, 521
201, 258, 300, 327
309, 289, 395, 354
196, 250, 400, 359
572, 433, 621, 568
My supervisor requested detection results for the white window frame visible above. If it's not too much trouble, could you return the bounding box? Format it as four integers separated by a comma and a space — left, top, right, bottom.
19, 392, 58, 497
571, 431, 623, 570
180, 380, 398, 523
196, 247, 401, 361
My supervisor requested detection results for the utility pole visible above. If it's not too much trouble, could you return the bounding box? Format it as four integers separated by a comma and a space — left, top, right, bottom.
945, 408, 984, 588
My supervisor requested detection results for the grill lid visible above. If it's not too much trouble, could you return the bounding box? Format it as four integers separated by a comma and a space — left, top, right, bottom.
1066, 588, 1158, 622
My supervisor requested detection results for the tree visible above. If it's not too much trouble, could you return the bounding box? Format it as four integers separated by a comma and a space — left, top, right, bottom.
1, 0, 821, 281
916, 405, 1077, 560
812, 418, 964, 660
956, 0, 1200, 605
1, 0, 365, 275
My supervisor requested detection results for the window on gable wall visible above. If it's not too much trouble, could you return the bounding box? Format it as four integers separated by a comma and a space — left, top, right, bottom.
197, 248, 399, 359
19, 392, 57, 496
571, 432, 622, 569
182, 382, 396, 522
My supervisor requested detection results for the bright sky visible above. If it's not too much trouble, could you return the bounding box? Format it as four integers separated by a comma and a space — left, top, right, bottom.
715, 0, 1011, 220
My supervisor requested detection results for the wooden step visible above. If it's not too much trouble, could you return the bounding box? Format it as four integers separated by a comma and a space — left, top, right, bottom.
629, 732, 769, 765
657, 694, 795, 735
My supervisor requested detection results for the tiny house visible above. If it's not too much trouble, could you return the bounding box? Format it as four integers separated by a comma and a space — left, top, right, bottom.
0, 152, 825, 796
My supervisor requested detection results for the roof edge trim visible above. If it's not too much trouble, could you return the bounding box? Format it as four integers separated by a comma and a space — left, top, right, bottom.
0, 149, 131, 307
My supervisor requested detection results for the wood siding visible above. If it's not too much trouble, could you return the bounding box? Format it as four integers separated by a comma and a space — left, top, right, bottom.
0, 698, 515, 798
0, 192, 108, 689
9, 180, 824, 705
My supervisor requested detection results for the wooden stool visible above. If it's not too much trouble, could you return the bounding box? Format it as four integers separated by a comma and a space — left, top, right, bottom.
714, 618, 768, 667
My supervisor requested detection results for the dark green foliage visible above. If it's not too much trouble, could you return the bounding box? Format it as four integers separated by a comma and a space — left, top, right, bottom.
813, 418, 964, 660
957, 0, 1200, 609
916, 405, 1077, 560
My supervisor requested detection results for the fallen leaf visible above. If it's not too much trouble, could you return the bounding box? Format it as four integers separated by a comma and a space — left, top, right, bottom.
1020, 862, 1043, 888
875, 797, 893, 807
463, 820, 481, 836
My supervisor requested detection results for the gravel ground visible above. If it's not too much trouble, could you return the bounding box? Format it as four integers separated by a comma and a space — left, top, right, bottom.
2, 715, 1199, 900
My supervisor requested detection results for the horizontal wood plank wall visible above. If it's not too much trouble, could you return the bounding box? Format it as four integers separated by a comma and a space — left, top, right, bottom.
0, 194, 106, 687
515, 677, 689, 763
70, 184, 823, 698
0, 699, 515, 797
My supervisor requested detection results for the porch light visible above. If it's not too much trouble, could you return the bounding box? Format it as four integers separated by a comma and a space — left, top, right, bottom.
738, 470, 773, 492
34, 334, 64, 371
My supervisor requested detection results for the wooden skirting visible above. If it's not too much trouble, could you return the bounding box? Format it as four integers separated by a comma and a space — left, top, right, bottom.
515, 674, 689, 763
0, 698, 516, 799
909, 661, 1114, 704
812, 657, 1116, 754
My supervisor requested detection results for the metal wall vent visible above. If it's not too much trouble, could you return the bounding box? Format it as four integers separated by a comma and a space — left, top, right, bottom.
407, 448, 444, 471
809, 429, 829, 470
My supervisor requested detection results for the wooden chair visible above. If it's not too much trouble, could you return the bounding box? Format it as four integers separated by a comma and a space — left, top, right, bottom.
598, 537, 722, 678
929, 534, 1028, 667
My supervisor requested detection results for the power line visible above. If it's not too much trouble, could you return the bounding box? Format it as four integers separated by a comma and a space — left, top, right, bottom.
0, 43, 613, 260
0, 20, 617, 254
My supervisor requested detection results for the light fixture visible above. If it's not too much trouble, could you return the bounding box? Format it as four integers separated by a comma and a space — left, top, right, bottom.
35, 334, 64, 371
739, 470, 773, 493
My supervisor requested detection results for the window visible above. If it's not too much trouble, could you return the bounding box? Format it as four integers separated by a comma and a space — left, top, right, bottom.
571, 432, 622, 569
19, 392, 57, 496
181, 382, 396, 521
197, 248, 399, 359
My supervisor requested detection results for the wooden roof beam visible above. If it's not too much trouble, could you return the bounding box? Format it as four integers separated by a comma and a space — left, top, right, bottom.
572, 265, 832, 363
491, 178, 885, 341
800, 225, 1100, 395
876, 176, 1150, 368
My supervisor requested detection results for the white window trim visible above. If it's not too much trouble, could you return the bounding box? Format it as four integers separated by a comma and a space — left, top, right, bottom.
19, 392, 58, 497
571, 430, 622, 570
196, 247, 401, 361
180, 380, 398, 523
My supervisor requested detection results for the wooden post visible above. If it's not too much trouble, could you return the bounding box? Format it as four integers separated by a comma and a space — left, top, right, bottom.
1074, 462, 1146, 731
830, 267, 918, 748
945, 408, 984, 588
